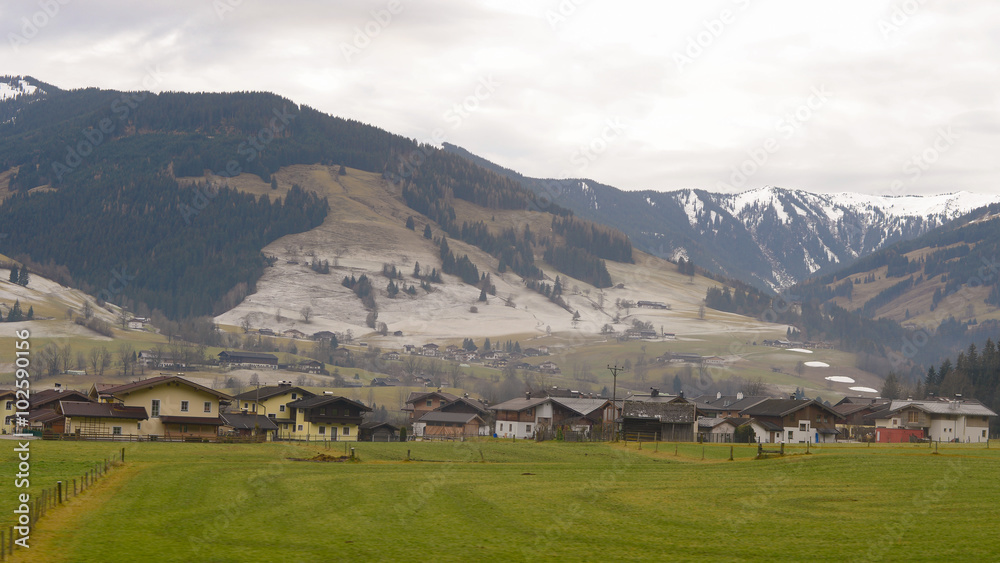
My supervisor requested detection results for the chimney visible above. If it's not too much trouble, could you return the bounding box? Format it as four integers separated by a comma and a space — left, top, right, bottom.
716, 391, 722, 400
679, 391, 684, 399
789, 394, 796, 400
736, 392, 744, 401
525, 391, 531, 400
650, 388, 659, 397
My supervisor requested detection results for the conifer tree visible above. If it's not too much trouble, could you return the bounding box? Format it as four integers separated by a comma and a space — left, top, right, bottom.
9, 265, 18, 283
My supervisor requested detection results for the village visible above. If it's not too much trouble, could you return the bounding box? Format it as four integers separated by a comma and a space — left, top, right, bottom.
3, 342, 995, 446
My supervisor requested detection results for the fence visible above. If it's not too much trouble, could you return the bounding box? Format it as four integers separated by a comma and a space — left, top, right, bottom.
41, 433, 267, 444
1, 448, 125, 561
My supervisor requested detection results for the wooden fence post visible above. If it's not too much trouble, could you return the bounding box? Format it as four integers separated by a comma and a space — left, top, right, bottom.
730, 446, 734, 461
58, 481, 63, 504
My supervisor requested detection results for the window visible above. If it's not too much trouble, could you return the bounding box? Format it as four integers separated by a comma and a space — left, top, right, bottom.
5, 401, 12, 410
181, 425, 188, 433
297, 425, 303, 431
137, 422, 141, 430
251, 404, 257, 413
427, 400, 433, 407
907, 411, 919, 424
983, 430, 988, 438
788, 431, 794, 440
268, 414, 275, 419
799, 423, 807, 431
204, 402, 212, 413
343, 427, 349, 436
332, 408, 338, 416
291, 393, 297, 400
181, 401, 189, 412
319, 426, 325, 435
151, 399, 160, 417
526, 424, 532, 432
244, 402, 249, 409
112, 426, 122, 435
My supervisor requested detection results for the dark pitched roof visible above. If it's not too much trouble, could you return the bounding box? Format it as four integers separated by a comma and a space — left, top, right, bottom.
436, 397, 490, 414
220, 412, 279, 431
30, 389, 91, 408
550, 397, 611, 417
404, 391, 460, 406
748, 418, 783, 432
232, 386, 315, 402
418, 411, 484, 424
740, 399, 842, 419
98, 376, 232, 401
488, 397, 549, 412
622, 401, 696, 423
60, 401, 148, 420
218, 350, 278, 360
360, 421, 399, 431
287, 395, 372, 411
28, 409, 64, 423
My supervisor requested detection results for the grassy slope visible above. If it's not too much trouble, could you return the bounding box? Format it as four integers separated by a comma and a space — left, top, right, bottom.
4, 440, 998, 562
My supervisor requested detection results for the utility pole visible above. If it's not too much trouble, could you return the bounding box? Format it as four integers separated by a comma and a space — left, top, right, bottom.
608, 364, 627, 442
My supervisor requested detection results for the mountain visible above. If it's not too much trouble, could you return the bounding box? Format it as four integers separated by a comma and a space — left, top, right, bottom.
441, 143, 999, 292
0, 77, 630, 320
0, 75, 53, 126
790, 203, 1000, 367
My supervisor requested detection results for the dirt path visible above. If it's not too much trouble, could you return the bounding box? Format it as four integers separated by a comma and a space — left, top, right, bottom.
10, 463, 143, 562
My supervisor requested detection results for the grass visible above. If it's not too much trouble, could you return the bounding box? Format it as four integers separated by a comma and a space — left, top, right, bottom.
3, 440, 999, 562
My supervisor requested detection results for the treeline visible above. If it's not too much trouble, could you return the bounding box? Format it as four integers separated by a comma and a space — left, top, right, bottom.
704, 285, 772, 317
439, 238, 481, 286
551, 215, 632, 263
460, 221, 541, 280
0, 168, 327, 318
924, 340, 1000, 431
543, 244, 612, 288
861, 276, 916, 317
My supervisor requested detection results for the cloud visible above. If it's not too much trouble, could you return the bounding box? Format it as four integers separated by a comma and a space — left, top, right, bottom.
2, 0, 997, 195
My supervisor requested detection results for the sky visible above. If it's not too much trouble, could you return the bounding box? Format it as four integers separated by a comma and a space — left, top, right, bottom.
3, 0, 999, 196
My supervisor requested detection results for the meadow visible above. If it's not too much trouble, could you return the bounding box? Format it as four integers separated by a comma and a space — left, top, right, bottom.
2, 439, 998, 562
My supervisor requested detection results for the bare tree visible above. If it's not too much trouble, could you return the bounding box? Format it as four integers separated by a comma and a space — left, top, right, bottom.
300, 306, 313, 323
83, 300, 94, 320
740, 376, 767, 396
249, 372, 260, 386
240, 316, 252, 333
118, 306, 130, 329
98, 347, 112, 376
117, 343, 135, 376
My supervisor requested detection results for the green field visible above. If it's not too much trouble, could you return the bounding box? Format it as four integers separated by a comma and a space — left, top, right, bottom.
2, 440, 997, 562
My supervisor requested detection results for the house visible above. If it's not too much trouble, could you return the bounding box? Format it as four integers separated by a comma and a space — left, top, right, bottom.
403, 390, 459, 428
537, 361, 561, 374
417, 412, 488, 438
137, 350, 188, 369
294, 360, 326, 374
422, 343, 440, 357
697, 417, 740, 442
285, 395, 372, 441
258, 328, 275, 336
872, 399, 996, 443
89, 375, 232, 440
393, 330, 404, 337
1, 389, 17, 434
382, 351, 400, 361
28, 409, 66, 434
220, 412, 279, 439
217, 351, 278, 369
832, 399, 891, 441
312, 331, 337, 342
740, 399, 843, 443
60, 401, 148, 438
359, 421, 400, 442
127, 318, 147, 330
703, 356, 727, 367
370, 377, 401, 387
30, 388, 92, 411
620, 399, 697, 441
488, 394, 613, 439
523, 348, 540, 357
693, 393, 769, 419
283, 329, 307, 339
231, 383, 315, 435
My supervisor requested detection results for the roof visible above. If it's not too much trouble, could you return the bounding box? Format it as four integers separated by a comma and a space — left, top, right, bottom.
418, 411, 483, 424
287, 395, 372, 411
488, 397, 550, 412
360, 421, 399, 431
622, 401, 696, 423
29, 409, 64, 423
436, 397, 490, 414
97, 376, 232, 401
30, 389, 91, 407
232, 386, 315, 402
883, 399, 998, 418
697, 417, 737, 429
832, 402, 887, 416
740, 399, 842, 419
60, 401, 148, 420
748, 419, 783, 432
220, 413, 279, 431
218, 350, 278, 360
550, 397, 610, 417
159, 415, 224, 425
404, 391, 460, 406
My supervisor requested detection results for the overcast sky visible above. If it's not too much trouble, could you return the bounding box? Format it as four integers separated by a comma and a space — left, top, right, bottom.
3, 0, 998, 195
